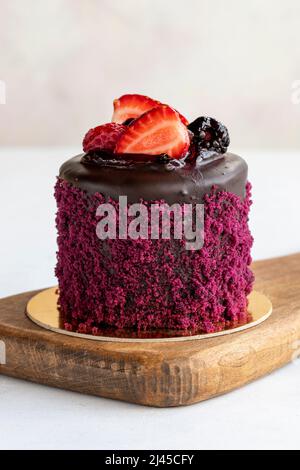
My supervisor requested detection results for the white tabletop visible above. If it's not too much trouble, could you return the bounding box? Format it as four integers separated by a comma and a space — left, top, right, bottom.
0, 148, 299, 450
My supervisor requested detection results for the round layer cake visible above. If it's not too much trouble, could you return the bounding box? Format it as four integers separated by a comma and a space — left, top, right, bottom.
55, 95, 254, 336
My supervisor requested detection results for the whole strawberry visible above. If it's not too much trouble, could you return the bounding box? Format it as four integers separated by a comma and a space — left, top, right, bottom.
83, 123, 126, 153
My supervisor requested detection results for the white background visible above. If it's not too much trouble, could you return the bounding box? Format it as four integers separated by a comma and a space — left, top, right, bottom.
1, 0, 300, 149
0, 148, 299, 450
1, 0, 300, 451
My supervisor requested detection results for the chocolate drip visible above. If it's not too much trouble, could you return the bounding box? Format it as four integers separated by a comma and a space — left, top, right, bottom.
59, 152, 247, 204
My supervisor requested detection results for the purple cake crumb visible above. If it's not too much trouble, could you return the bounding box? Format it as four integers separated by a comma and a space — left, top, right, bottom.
55, 179, 254, 334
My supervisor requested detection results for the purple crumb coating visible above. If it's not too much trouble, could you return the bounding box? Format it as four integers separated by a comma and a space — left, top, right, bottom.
55, 179, 254, 334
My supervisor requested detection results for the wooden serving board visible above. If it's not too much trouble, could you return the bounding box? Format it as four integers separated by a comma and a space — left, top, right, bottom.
0, 253, 299, 407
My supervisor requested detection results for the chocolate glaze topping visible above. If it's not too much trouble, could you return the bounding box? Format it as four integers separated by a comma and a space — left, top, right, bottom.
59, 152, 248, 204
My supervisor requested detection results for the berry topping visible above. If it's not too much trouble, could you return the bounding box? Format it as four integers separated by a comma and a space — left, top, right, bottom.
83, 123, 126, 153
188, 116, 230, 154
112, 94, 160, 124
112, 93, 189, 126
174, 110, 189, 126
115, 105, 190, 159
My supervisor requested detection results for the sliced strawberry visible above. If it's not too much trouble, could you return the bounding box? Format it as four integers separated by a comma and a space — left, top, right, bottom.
83, 123, 126, 153
175, 110, 189, 126
112, 93, 189, 126
115, 105, 190, 159
112, 94, 160, 124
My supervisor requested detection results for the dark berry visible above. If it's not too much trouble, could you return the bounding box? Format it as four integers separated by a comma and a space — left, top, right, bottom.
188, 116, 230, 154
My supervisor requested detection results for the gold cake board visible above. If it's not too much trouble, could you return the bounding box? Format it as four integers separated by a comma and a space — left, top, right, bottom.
0, 253, 299, 407
26, 287, 272, 343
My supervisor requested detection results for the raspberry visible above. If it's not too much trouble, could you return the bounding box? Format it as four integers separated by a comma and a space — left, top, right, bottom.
188, 116, 230, 154
83, 123, 126, 153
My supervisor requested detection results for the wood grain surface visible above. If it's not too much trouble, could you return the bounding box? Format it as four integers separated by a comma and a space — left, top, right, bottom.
0, 253, 299, 407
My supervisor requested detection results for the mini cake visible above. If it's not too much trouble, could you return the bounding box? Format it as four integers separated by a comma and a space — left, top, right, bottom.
55, 94, 254, 336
